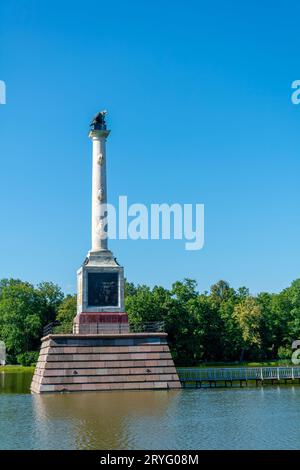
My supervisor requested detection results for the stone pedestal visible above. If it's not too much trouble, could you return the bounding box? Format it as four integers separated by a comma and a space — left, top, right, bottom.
31, 333, 181, 393
75, 249, 127, 334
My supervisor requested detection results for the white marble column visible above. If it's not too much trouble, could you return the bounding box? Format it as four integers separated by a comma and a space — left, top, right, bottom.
89, 128, 110, 252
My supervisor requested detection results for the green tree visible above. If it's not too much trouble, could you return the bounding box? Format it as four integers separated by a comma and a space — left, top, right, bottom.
54, 294, 77, 333
166, 280, 200, 365
284, 279, 300, 343
0, 281, 44, 361
210, 280, 235, 303
233, 297, 263, 360
0, 275, 298, 366
257, 292, 280, 358
188, 294, 222, 362
219, 296, 243, 361
125, 280, 201, 365
124, 280, 138, 297
37, 281, 64, 325
172, 278, 198, 303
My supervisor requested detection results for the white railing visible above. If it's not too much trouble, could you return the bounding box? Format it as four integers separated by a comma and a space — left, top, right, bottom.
178, 366, 300, 382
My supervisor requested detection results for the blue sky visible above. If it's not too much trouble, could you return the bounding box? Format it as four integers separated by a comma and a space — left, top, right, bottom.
0, 0, 300, 295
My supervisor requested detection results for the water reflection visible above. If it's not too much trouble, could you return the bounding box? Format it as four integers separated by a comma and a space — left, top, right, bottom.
0, 370, 32, 394
1, 372, 300, 449
32, 390, 181, 449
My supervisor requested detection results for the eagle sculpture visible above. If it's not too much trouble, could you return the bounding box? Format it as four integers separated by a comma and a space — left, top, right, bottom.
90, 110, 107, 130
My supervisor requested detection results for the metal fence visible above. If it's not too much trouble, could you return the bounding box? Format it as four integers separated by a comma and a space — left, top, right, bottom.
43, 321, 165, 336
74, 321, 165, 334
73, 323, 129, 334
129, 322, 165, 333
178, 366, 300, 383
43, 321, 60, 336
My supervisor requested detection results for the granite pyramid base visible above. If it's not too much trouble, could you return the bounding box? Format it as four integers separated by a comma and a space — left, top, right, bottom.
31, 333, 181, 393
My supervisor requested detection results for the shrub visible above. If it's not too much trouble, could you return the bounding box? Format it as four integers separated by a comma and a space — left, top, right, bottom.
16, 351, 39, 366
277, 346, 292, 360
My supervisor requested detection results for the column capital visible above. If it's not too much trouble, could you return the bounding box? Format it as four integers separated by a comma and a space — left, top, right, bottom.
89, 129, 110, 140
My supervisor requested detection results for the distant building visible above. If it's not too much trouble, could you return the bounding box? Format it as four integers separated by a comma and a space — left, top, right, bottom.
0, 341, 6, 366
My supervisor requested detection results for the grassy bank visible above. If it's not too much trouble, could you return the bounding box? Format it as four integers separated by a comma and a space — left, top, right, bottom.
0, 365, 35, 373
0, 362, 294, 373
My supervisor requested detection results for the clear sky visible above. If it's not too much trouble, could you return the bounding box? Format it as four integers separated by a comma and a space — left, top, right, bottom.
0, 0, 300, 295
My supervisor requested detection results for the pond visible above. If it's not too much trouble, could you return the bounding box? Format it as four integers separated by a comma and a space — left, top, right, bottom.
0, 371, 299, 450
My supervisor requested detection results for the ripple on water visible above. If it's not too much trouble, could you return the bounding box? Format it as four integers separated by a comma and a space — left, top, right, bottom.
1, 374, 300, 450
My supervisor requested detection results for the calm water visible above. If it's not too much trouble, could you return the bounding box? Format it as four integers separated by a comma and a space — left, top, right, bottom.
0, 371, 300, 450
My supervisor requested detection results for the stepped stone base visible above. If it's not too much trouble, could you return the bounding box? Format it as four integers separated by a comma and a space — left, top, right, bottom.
31, 333, 181, 393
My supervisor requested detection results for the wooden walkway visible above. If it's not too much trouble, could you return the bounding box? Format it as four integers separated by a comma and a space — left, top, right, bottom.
178, 366, 300, 388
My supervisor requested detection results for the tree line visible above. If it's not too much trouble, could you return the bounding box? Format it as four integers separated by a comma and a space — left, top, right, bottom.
0, 277, 299, 366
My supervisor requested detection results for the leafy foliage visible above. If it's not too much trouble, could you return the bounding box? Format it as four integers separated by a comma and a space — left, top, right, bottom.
0, 277, 300, 365
17, 351, 39, 366
54, 295, 77, 334
126, 278, 300, 365
0, 279, 64, 363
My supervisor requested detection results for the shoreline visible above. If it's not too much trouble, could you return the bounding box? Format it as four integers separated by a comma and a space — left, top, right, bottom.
0, 361, 294, 373
0, 365, 35, 373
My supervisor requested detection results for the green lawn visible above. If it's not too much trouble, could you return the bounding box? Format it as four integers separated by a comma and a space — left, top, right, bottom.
0, 365, 35, 373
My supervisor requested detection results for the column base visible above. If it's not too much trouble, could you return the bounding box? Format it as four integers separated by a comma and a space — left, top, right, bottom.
31, 333, 181, 393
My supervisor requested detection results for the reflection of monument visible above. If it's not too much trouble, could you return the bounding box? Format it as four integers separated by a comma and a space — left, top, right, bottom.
32, 390, 180, 448
31, 112, 181, 393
